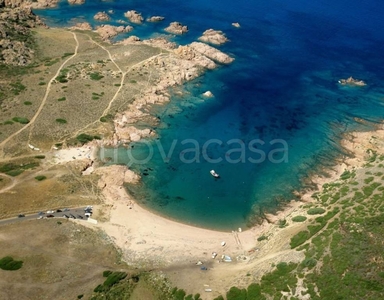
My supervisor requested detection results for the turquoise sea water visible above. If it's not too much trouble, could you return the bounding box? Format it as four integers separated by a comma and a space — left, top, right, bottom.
35, 0, 384, 230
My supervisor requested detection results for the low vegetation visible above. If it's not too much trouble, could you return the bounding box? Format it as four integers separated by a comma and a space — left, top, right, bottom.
34, 175, 47, 181
76, 133, 101, 145
0, 160, 39, 177
0, 256, 23, 271
12, 116, 30, 124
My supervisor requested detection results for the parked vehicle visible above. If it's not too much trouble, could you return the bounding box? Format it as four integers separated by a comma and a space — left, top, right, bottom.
56, 209, 62, 212
46, 214, 54, 218
38, 211, 44, 215
77, 215, 84, 219
18, 214, 25, 218
46, 210, 55, 214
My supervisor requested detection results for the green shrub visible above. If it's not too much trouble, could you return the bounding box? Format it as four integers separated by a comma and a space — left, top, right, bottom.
194, 293, 201, 300
34, 155, 45, 159
301, 257, 317, 269
292, 216, 307, 222
90, 72, 104, 80
38, 81, 46, 85
24, 101, 32, 105
213, 296, 224, 300
114, 83, 121, 86
35, 175, 47, 181
103, 270, 112, 277
247, 283, 262, 299
226, 286, 247, 300
278, 219, 287, 228
100, 114, 113, 123
257, 235, 268, 241
0, 256, 23, 270
12, 117, 29, 124
62, 52, 74, 58
307, 208, 326, 215
171, 288, 186, 300
77, 295, 83, 299
56, 118, 67, 124
76, 133, 101, 145
6, 169, 24, 177
57, 97, 66, 101
4, 120, 14, 125
290, 230, 310, 248
103, 271, 127, 288
130, 79, 137, 84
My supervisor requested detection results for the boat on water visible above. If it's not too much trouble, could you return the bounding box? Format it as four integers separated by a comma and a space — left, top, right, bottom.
210, 170, 220, 178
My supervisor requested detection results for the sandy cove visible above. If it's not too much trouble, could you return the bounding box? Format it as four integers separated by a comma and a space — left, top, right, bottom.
49, 122, 384, 297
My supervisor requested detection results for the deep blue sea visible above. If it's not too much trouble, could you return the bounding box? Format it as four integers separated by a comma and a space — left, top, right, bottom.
34, 0, 384, 230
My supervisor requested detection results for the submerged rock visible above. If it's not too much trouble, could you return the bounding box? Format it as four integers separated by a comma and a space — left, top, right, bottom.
147, 16, 165, 22
232, 22, 241, 28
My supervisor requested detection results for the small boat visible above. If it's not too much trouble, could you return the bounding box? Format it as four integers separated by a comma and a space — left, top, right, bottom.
210, 170, 219, 178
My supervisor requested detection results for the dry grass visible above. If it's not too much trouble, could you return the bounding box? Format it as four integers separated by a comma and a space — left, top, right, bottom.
0, 161, 101, 219
0, 219, 126, 300
0, 28, 166, 155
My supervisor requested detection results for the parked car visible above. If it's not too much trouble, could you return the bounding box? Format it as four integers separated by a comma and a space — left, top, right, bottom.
37, 216, 43, 219
56, 209, 62, 213
46, 210, 55, 214
46, 214, 55, 218
63, 214, 69, 218
38, 211, 44, 215
18, 214, 25, 218
63, 208, 70, 212
77, 215, 84, 219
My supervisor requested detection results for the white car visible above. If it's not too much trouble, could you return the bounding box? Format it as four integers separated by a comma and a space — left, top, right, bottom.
46, 210, 55, 214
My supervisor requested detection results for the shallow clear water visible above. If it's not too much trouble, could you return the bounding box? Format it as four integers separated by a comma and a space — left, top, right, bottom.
35, 0, 384, 230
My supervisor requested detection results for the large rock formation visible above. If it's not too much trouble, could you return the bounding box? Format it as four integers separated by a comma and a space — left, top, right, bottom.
173, 45, 216, 69
164, 22, 188, 35
198, 29, 229, 45
0, 3, 45, 65
94, 11, 110, 21
189, 42, 234, 64
68, 0, 84, 4
124, 10, 143, 24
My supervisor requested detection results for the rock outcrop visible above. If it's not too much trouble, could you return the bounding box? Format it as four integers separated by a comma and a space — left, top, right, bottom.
232, 22, 240, 28
71, 22, 92, 30
94, 11, 110, 21
198, 29, 229, 45
173, 45, 216, 69
124, 10, 143, 24
338, 76, 366, 86
189, 42, 234, 64
164, 22, 188, 35
147, 16, 164, 22
68, 0, 84, 4
96, 24, 133, 41
0, 4, 45, 65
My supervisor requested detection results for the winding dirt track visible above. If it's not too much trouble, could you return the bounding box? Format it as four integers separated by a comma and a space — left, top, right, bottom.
0, 32, 80, 152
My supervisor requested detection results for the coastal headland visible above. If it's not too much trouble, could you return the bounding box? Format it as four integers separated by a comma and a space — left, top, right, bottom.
0, 1, 384, 299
